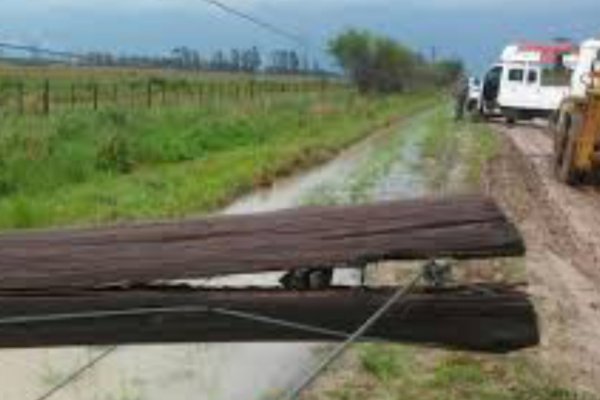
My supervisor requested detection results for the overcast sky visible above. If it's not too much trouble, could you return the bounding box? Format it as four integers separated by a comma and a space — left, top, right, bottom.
1, 0, 598, 72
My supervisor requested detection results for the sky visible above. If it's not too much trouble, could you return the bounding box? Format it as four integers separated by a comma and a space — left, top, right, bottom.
0, 0, 598, 73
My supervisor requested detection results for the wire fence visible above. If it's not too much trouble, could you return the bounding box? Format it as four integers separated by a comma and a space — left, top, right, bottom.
0, 77, 348, 116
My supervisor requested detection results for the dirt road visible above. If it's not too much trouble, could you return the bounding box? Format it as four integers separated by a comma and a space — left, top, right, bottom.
487, 122, 600, 393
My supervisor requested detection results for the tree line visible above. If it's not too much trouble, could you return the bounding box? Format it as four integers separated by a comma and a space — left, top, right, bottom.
329, 29, 464, 93
51, 47, 322, 75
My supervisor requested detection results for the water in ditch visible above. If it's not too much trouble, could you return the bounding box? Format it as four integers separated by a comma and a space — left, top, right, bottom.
0, 111, 437, 400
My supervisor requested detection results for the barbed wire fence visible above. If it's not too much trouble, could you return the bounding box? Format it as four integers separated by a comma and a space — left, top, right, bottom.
0, 77, 348, 116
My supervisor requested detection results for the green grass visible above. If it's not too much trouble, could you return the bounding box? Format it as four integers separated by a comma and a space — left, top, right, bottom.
360, 345, 414, 382
415, 105, 499, 192
0, 91, 439, 230
312, 346, 598, 400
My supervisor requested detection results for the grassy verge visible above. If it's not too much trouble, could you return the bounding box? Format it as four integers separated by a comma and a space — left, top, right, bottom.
0, 91, 438, 229
416, 106, 499, 193
306, 345, 595, 400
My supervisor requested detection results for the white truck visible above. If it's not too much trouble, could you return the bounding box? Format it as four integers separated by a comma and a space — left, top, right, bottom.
479, 42, 577, 123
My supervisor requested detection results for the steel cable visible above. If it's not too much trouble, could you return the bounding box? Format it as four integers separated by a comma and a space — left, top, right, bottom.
34, 346, 118, 400
0, 303, 387, 341
281, 271, 424, 400
3, 300, 394, 400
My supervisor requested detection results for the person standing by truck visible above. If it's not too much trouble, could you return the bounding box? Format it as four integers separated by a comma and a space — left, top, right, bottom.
453, 73, 469, 120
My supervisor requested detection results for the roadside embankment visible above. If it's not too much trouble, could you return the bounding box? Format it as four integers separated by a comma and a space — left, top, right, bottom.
0, 91, 438, 230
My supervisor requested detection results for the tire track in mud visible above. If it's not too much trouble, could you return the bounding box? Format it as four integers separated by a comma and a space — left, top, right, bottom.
485, 122, 600, 393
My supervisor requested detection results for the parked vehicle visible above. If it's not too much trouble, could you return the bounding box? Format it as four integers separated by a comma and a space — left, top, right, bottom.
465, 77, 482, 117
480, 42, 577, 123
551, 38, 600, 185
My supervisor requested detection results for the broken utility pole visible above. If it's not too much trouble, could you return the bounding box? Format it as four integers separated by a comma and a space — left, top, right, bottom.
0, 195, 536, 352
0, 195, 524, 290
0, 285, 537, 352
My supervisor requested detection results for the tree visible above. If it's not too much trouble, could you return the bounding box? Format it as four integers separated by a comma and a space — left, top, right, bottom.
434, 59, 465, 84
289, 50, 300, 73
329, 29, 417, 93
230, 49, 241, 71
329, 29, 463, 93
241, 47, 261, 73
211, 50, 228, 71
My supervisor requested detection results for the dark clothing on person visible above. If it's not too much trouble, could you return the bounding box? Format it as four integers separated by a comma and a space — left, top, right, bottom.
453, 76, 469, 121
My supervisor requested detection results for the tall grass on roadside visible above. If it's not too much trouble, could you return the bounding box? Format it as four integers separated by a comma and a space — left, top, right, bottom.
416, 106, 499, 193
0, 91, 439, 229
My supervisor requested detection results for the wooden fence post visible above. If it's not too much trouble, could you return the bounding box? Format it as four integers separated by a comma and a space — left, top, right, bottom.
146, 81, 152, 108
197, 83, 203, 105
130, 83, 135, 108
92, 83, 99, 111
113, 84, 119, 107
17, 81, 24, 115
249, 80, 255, 100
42, 80, 50, 115
70, 84, 76, 109
234, 81, 240, 100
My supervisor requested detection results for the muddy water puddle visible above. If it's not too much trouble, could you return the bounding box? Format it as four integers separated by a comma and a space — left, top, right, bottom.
0, 111, 435, 400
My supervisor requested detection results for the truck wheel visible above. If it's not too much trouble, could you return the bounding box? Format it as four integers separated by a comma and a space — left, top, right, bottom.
553, 115, 567, 169
502, 108, 518, 125
555, 113, 584, 185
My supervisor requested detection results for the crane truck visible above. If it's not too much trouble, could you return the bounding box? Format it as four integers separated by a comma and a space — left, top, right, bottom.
552, 38, 600, 185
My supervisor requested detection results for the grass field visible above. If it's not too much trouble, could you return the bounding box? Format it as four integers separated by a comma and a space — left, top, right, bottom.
0, 89, 439, 230
0, 63, 325, 82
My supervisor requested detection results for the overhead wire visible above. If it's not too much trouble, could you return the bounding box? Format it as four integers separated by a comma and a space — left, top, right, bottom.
281, 271, 424, 400
0, 41, 84, 60
0, 0, 311, 62
6, 297, 396, 400
0, 303, 387, 342
34, 346, 118, 400
197, 0, 308, 48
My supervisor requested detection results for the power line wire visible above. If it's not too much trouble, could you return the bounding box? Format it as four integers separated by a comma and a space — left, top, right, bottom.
35, 346, 118, 400
4, 302, 387, 400
0, 0, 315, 64
281, 271, 424, 400
0, 41, 83, 60
0, 304, 386, 342
0, 302, 382, 400
197, 0, 308, 48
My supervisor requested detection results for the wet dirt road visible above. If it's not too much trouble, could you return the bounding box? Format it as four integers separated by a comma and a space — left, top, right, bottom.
487, 122, 600, 393
0, 111, 436, 400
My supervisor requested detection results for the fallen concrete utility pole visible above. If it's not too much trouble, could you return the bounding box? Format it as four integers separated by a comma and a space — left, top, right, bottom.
0, 195, 524, 290
0, 285, 537, 352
